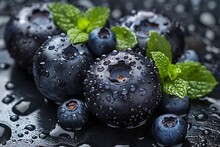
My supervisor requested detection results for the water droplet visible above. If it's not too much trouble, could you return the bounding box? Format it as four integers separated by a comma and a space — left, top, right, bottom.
45, 70, 50, 77
130, 85, 136, 92
10, 115, 19, 122
0, 63, 10, 70
25, 124, 36, 131
5, 82, 15, 90
12, 99, 39, 116
104, 82, 110, 89
195, 112, 208, 121
17, 133, 24, 137
39, 133, 48, 139
111, 50, 118, 56
112, 91, 118, 98
0, 123, 11, 144
97, 66, 104, 72
122, 88, 128, 95
47, 25, 52, 30
106, 95, 111, 102
103, 60, 111, 65
202, 129, 211, 135
139, 88, 147, 96
2, 95, 15, 104
48, 45, 55, 50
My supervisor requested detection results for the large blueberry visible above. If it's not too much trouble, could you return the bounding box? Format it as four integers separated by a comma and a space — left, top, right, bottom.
33, 34, 93, 104
118, 11, 185, 62
4, 3, 61, 73
84, 49, 162, 128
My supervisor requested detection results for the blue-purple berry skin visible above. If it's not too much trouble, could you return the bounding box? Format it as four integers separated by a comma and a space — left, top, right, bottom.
57, 99, 89, 129
152, 114, 188, 146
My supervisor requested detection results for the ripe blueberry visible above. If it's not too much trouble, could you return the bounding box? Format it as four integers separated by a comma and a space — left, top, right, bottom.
57, 99, 89, 130
4, 3, 61, 73
84, 50, 162, 128
178, 49, 199, 62
118, 10, 185, 62
161, 94, 190, 115
88, 27, 116, 57
152, 114, 188, 146
33, 34, 93, 104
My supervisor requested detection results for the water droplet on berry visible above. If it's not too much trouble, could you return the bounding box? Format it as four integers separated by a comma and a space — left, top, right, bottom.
45, 70, 50, 77
97, 66, 104, 72
130, 85, 136, 92
139, 88, 147, 96
122, 88, 128, 95
104, 82, 110, 89
106, 95, 111, 102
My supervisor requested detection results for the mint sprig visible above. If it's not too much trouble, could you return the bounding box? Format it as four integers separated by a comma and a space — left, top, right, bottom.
176, 61, 218, 98
146, 32, 172, 61
48, 3, 82, 32
111, 26, 138, 50
149, 32, 218, 99
49, 3, 110, 44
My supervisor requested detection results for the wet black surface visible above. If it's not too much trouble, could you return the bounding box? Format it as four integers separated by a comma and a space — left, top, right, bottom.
0, 0, 220, 146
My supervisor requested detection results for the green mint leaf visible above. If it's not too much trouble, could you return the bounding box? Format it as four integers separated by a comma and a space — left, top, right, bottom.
163, 78, 188, 98
167, 64, 181, 81
111, 26, 138, 50
146, 31, 172, 61
176, 61, 218, 99
151, 51, 171, 82
48, 2, 82, 32
67, 28, 88, 44
84, 6, 110, 33
77, 17, 90, 31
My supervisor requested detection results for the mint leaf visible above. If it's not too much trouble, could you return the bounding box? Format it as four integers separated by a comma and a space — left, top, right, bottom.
176, 61, 218, 99
67, 28, 88, 44
167, 65, 181, 81
163, 78, 188, 98
111, 26, 138, 50
146, 31, 172, 61
151, 51, 171, 82
84, 6, 110, 33
77, 17, 90, 31
48, 2, 82, 32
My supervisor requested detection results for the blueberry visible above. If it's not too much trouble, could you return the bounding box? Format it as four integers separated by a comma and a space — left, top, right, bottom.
88, 27, 116, 57
118, 10, 185, 62
84, 49, 162, 128
33, 34, 93, 104
178, 49, 199, 62
161, 94, 190, 115
4, 3, 61, 73
57, 99, 89, 129
152, 114, 188, 146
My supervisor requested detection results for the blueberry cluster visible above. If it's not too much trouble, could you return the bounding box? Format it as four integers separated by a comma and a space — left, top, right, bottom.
4, 2, 202, 146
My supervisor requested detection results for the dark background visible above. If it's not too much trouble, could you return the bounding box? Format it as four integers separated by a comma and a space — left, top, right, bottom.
0, 0, 220, 146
